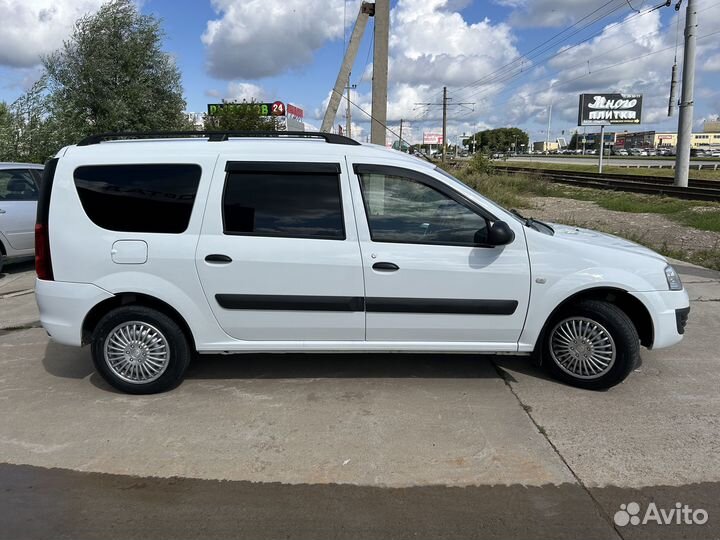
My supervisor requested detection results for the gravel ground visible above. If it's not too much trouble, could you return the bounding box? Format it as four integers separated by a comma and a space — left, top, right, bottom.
527, 196, 720, 263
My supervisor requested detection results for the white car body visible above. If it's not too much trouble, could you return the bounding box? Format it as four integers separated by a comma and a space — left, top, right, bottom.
34, 134, 690, 390
0, 163, 44, 270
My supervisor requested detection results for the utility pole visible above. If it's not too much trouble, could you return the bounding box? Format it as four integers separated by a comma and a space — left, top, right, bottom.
415, 89, 474, 162
370, 0, 389, 145
398, 119, 404, 149
345, 76, 357, 139
321, 2, 374, 133
674, 0, 698, 188
442, 87, 448, 162
545, 101, 553, 153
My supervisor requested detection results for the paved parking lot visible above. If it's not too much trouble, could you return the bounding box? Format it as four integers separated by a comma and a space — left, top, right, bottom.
1, 260, 719, 539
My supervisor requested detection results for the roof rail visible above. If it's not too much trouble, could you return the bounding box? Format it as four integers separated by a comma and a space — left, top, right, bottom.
76, 130, 361, 146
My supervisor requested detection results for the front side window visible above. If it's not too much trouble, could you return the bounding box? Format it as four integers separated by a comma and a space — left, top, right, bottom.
222, 165, 344, 240
357, 170, 488, 246
0, 169, 38, 201
74, 164, 201, 233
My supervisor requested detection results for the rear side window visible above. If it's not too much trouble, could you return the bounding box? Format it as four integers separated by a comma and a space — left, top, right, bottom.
222, 162, 344, 240
74, 164, 201, 233
0, 169, 39, 201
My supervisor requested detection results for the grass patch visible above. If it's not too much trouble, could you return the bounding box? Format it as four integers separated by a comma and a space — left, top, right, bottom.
439, 161, 720, 270
495, 160, 720, 181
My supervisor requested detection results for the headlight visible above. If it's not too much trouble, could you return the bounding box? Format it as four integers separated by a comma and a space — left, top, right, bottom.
664, 265, 683, 291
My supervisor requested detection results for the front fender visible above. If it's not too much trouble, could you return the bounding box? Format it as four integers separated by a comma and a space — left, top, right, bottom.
518, 266, 661, 352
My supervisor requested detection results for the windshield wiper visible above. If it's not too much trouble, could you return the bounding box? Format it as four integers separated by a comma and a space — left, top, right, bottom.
511, 209, 554, 234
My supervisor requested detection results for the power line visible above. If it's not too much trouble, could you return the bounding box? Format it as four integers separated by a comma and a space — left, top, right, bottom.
451, 0, 675, 104
449, 0, 629, 100
478, 28, 720, 115
330, 87, 411, 147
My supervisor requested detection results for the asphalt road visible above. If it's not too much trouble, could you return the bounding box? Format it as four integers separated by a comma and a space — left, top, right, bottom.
506, 156, 720, 167
1, 261, 719, 539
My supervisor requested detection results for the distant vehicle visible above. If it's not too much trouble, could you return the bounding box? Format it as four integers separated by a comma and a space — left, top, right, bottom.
0, 163, 44, 274
691, 149, 707, 158
616, 149, 629, 156
34, 131, 689, 393
710, 150, 720, 157
587, 149, 597, 155
646, 149, 657, 156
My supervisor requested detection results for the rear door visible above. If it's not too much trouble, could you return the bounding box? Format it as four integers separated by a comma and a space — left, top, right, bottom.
348, 161, 531, 349
195, 158, 365, 342
0, 168, 39, 251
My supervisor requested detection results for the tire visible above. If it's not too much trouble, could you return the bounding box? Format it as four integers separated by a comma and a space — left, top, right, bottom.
543, 299, 639, 390
91, 306, 191, 394
0, 251, 4, 275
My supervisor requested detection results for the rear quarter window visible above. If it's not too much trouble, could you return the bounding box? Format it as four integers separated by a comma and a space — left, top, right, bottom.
73, 164, 201, 233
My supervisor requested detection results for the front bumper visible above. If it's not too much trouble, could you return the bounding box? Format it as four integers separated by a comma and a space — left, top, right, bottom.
35, 279, 114, 346
631, 288, 690, 349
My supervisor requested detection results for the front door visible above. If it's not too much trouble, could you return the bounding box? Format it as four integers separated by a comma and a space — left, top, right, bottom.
196, 158, 365, 342
349, 162, 530, 349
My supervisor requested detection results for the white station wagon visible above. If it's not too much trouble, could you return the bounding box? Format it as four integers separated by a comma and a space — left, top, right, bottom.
35, 132, 690, 394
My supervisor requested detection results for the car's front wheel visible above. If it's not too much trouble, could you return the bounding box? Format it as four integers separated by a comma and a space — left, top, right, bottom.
543, 300, 640, 390
91, 306, 191, 394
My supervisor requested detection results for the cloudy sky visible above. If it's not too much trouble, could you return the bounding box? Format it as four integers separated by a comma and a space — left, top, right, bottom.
0, 0, 719, 145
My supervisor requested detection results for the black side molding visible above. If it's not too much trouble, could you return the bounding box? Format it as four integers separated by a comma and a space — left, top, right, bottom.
216, 294, 365, 312
215, 294, 518, 315
365, 298, 518, 315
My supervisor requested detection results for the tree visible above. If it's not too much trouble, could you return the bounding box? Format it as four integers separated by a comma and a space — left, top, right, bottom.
203, 100, 283, 132
2, 77, 57, 163
42, 0, 188, 140
469, 127, 529, 152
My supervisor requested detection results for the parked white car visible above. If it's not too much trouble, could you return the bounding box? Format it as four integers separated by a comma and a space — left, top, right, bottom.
0, 163, 44, 273
35, 132, 690, 394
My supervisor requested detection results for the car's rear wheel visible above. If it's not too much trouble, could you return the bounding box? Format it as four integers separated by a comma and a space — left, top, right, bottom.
543, 299, 639, 390
91, 306, 191, 394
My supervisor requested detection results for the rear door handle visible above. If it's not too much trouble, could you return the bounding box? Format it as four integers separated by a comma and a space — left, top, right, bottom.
205, 254, 232, 263
372, 262, 399, 271
0, 209, 6, 214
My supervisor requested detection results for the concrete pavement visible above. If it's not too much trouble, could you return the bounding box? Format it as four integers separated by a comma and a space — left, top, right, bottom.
1, 261, 719, 539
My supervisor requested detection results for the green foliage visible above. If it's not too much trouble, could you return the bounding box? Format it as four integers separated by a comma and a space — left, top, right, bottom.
203, 100, 283, 132
465, 152, 495, 176
467, 127, 529, 152
1, 77, 59, 163
42, 0, 187, 138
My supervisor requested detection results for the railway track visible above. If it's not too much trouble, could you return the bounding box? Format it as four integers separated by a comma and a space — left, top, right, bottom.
497, 166, 720, 202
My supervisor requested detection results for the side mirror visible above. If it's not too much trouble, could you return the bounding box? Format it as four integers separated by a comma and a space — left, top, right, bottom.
486, 220, 515, 246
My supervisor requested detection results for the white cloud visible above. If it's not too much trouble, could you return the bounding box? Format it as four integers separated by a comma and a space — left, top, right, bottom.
703, 54, 720, 72
225, 82, 267, 102
0, 0, 106, 68
389, 0, 519, 86
202, 0, 359, 79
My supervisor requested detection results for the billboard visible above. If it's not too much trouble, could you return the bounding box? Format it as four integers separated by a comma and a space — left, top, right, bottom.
207, 101, 286, 116
286, 103, 304, 131
578, 93, 642, 126
423, 132, 443, 145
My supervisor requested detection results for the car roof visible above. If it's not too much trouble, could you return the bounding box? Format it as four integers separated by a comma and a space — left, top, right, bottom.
0, 162, 44, 169
60, 137, 435, 171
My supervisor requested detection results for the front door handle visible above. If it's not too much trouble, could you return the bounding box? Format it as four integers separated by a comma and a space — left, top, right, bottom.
0, 209, 6, 214
372, 262, 399, 272
205, 254, 232, 263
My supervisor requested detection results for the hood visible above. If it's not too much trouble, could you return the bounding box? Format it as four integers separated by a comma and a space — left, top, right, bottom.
549, 223, 667, 262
